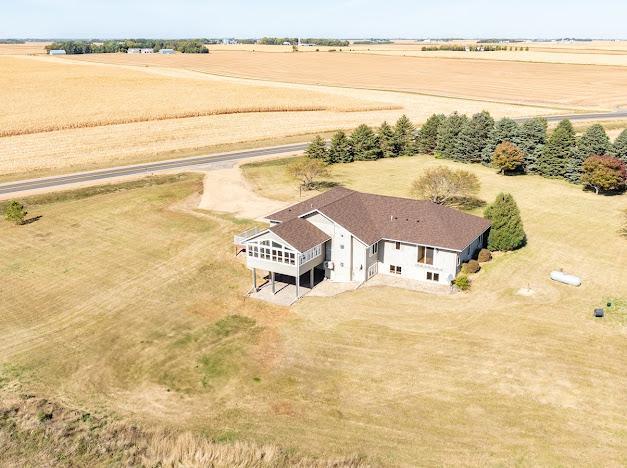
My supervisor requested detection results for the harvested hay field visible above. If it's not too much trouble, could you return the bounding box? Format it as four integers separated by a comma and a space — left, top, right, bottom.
0, 42, 49, 55
67, 51, 627, 110
0, 56, 393, 137
0, 59, 559, 180
0, 168, 625, 465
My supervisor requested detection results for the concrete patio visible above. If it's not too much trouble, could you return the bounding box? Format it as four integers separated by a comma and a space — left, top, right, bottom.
249, 270, 326, 306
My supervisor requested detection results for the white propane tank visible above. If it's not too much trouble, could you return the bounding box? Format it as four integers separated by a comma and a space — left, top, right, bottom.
550, 270, 581, 287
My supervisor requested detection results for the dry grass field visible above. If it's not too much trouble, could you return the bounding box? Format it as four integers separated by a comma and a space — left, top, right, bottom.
1, 160, 625, 465
68, 51, 627, 110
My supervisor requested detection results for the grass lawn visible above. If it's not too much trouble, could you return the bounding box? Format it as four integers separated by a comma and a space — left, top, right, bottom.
1, 169, 626, 466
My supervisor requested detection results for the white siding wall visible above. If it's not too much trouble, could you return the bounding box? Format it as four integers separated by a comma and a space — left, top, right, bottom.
379, 240, 458, 285
351, 237, 368, 282
304, 212, 352, 282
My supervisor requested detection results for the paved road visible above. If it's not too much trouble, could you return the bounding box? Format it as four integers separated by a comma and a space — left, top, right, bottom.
1, 110, 626, 197
0, 143, 308, 196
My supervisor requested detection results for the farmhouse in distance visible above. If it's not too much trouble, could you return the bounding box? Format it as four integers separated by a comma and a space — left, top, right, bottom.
235, 187, 491, 298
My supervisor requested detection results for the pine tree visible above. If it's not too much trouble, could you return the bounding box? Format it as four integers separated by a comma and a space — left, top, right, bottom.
436, 112, 468, 159
453, 110, 494, 163
377, 121, 397, 158
483, 193, 526, 251
567, 124, 610, 183
304, 135, 328, 160
536, 119, 576, 178
482, 117, 520, 165
416, 113, 445, 154
518, 117, 547, 173
327, 130, 353, 164
350, 124, 381, 161
394, 115, 416, 156
610, 129, 627, 163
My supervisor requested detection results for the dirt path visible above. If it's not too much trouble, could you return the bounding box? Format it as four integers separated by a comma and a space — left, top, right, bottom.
196, 161, 289, 220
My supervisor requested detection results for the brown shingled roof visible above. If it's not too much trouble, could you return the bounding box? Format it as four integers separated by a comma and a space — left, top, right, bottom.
266, 187, 491, 252
269, 217, 331, 252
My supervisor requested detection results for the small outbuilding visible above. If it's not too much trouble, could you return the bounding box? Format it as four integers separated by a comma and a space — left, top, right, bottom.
127, 48, 154, 54
48, 49, 66, 55
159, 48, 175, 54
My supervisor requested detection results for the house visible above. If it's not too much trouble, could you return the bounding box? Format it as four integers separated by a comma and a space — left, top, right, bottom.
234, 187, 491, 298
159, 48, 175, 54
127, 48, 154, 54
48, 49, 66, 55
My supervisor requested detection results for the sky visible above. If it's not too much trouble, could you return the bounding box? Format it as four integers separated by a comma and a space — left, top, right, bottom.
2, 0, 626, 39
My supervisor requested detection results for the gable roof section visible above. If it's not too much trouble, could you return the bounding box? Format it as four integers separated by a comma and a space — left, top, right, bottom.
268, 217, 331, 252
266, 187, 491, 251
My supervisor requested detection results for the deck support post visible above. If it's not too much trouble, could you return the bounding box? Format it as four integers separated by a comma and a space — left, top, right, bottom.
310, 268, 314, 289
295, 273, 300, 298
271, 271, 276, 295
252, 268, 257, 292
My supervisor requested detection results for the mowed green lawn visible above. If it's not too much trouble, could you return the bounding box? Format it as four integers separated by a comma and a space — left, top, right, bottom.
1, 166, 626, 466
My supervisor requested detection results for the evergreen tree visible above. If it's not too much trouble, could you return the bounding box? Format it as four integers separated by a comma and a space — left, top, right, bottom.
482, 117, 520, 165
377, 121, 397, 158
453, 110, 494, 163
436, 112, 468, 159
536, 119, 576, 178
416, 113, 445, 154
610, 129, 627, 163
483, 193, 526, 251
327, 130, 353, 164
304, 135, 328, 160
567, 124, 610, 183
350, 124, 381, 161
394, 115, 416, 156
518, 117, 547, 173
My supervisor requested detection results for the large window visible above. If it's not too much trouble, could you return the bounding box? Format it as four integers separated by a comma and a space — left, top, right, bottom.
417, 246, 434, 265
247, 240, 296, 265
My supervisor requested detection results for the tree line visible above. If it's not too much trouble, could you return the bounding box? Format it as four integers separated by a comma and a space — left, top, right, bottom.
304, 113, 627, 194
257, 37, 349, 46
421, 44, 514, 52
45, 39, 208, 54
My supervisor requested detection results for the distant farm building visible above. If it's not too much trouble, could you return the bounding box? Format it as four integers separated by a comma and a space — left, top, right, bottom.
48, 49, 66, 55
159, 48, 175, 54
282, 42, 291, 46
127, 48, 154, 54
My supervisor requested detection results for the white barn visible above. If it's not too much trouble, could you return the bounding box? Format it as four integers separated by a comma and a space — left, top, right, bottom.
48, 49, 66, 55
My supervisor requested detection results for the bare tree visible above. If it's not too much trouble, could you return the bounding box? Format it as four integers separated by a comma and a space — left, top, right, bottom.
411, 166, 480, 207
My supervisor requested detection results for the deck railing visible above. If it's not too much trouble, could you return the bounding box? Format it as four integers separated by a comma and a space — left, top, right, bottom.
299, 244, 322, 265
234, 226, 266, 245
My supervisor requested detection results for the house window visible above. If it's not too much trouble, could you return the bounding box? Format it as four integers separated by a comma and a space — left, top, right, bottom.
389, 265, 401, 275
395, 241, 401, 250
426, 272, 440, 282
340, 244, 345, 249
457, 255, 461, 266
418, 246, 434, 265
371, 243, 378, 255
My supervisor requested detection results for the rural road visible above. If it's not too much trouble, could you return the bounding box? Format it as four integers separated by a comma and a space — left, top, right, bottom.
0, 143, 308, 197
1, 110, 626, 197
